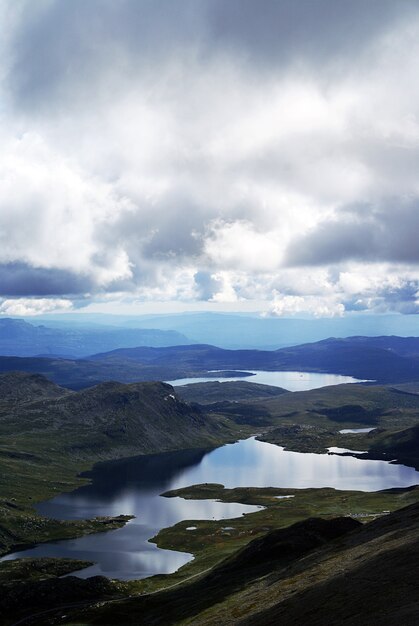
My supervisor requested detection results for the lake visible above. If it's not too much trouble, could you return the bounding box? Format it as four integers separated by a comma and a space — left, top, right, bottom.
3, 437, 419, 580
339, 427, 376, 434
166, 370, 367, 391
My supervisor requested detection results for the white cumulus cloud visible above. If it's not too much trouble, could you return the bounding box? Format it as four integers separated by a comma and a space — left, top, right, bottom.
0, 298, 73, 316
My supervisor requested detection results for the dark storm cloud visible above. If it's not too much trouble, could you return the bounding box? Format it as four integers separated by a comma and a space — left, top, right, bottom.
207, 0, 416, 67
0, 263, 94, 296
193, 271, 222, 300
95, 193, 205, 279
8, 0, 205, 110
139, 199, 204, 260
377, 282, 419, 314
286, 200, 419, 266
8, 0, 418, 111
344, 281, 419, 315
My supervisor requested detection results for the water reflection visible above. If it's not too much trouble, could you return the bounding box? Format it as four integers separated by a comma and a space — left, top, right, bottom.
166, 370, 367, 391
328, 447, 367, 455
3, 437, 419, 580
339, 427, 376, 434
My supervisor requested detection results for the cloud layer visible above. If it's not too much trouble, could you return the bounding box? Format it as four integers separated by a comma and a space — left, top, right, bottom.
2, 0, 419, 316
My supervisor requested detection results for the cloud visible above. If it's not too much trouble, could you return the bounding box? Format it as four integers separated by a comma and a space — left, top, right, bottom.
0, 263, 94, 296
285, 199, 419, 266
0, 298, 73, 316
7, 0, 417, 113
1, 1, 419, 316
265, 293, 345, 318
0, 130, 134, 287
206, 0, 417, 72
203, 220, 284, 272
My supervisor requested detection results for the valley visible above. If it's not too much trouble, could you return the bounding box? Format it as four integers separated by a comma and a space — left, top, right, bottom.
1, 335, 419, 624
4, 2, 419, 623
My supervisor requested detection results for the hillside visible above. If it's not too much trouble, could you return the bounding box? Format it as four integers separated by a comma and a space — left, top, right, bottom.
1, 371, 419, 624
0, 355, 192, 389
175, 381, 289, 404
204, 382, 419, 460
88, 336, 419, 384
0, 373, 237, 562
273, 336, 419, 381
0, 335, 419, 389
0, 374, 230, 459
0, 371, 70, 407
61, 501, 419, 625
368, 423, 419, 468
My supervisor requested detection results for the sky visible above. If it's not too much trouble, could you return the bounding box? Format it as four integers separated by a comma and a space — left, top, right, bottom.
1, 0, 419, 318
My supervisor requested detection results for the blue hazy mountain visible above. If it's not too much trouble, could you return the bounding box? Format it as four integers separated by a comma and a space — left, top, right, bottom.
0, 318, 194, 357
33, 312, 419, 349
1, 335, 419, 389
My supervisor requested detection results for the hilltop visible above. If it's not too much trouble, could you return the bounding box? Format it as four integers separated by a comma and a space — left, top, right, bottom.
0, 373, 230, 460
87, 335, 419, 383
0, 371, 70, 407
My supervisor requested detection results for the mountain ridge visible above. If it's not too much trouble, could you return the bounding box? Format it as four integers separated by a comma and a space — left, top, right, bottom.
1, 335, 419, 388
0, 318, 194, 357
0, 374, 229, 459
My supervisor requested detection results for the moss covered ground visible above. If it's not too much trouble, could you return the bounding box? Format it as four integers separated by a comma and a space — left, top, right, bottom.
146, 482, 419, 587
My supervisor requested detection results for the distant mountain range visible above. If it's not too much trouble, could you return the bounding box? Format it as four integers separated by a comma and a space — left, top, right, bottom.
0, 318, 193, 357
33, 312, 419, 349
87, 336, 419, 383
1, 335, 419, 388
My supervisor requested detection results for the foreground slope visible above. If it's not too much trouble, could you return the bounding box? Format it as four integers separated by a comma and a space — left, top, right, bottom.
63, 501, 419, 626
235, 502, 419, 626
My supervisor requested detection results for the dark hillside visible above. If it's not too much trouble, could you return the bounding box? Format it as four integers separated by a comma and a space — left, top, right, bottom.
89, 336, 419, 384
0, 379, 229, 458
66, 501, 419, 625
0, 371, 69, 406
175, 381, 289, 404
1, 335, 419, 388
368, 423, 419, 469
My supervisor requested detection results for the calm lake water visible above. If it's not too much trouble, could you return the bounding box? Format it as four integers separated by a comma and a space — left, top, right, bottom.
339, 427, 376, 434
4, 437, 419, 580
166, 370, 367, 391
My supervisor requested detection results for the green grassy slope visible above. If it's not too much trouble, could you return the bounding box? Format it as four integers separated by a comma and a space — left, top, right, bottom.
216, 383, 419, 460
1, 372, 419, 625
61, 501, 419, 626
0, 373, 238, 559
